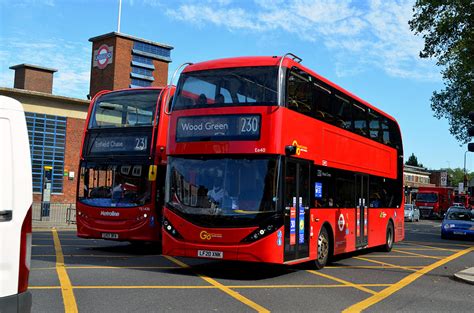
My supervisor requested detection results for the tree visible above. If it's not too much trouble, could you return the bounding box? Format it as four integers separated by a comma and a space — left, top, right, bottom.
446, 168, 473, 187
405, 153, 424, 167
409, 1, 474, 144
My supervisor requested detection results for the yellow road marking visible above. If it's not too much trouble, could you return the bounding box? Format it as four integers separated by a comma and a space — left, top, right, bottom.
229, 284, 392, 289
392, 249, 443, 259
32, 266, 180, 270
52, 229, 78, 313
325, 265, 423, 269
307, 270, 377, 295
343, 246, 474, 313
165, 256, 270, 313
356, 255, 430, 258
402, 240, 471, 248
32, 254, 157, 258
354, 257, 417, 272
75, 285, 216, 289
29, 283, 393, 290
394, 247, 460, 252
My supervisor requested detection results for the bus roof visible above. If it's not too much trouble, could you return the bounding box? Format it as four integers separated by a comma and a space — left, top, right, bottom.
183, 56, 398, 124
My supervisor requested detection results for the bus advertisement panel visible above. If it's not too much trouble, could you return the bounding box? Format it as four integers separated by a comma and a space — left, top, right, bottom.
162, 56, 404, 268
76, 87, 173, 242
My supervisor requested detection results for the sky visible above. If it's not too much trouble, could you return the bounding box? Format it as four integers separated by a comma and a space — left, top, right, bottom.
0, 0, 471, 171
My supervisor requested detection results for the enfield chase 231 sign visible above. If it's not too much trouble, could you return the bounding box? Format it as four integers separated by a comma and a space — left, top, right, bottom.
93, 44, 114, 69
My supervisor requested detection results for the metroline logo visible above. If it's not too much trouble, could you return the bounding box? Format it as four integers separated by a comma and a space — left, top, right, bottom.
93, 44, 114, 69
100, 211, 120, 217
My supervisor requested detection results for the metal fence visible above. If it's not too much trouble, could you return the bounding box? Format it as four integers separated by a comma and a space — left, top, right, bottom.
32, 202, 76, 225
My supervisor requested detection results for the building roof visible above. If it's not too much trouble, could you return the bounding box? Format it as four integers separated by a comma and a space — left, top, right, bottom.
9, 64, 58, 73
404, 164, 431, 175
89, 32, 174, 50
0, 87, 88, 106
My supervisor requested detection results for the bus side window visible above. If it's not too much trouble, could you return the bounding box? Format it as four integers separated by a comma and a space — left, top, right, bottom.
381, 118, 390, 145
312, 84, 333, 124
333, 94, 351, 130
368, 109, 381, 142
287, 68, 313, 115
352, 102, 368, 137
388, 120, 402, 150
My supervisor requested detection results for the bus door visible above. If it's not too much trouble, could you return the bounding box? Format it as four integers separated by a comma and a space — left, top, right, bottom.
283, 159, 310, 262
355, 174, 369, 248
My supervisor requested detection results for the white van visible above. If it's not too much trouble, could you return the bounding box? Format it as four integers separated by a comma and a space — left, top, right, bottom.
0, 96, 32, 312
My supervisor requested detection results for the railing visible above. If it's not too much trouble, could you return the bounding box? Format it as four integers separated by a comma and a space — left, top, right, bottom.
32, 202, 76, 225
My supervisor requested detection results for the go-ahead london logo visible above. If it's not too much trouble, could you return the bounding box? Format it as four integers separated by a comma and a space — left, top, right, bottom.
93, 44, 114, 69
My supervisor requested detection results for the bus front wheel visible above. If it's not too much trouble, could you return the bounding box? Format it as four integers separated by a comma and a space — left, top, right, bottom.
381, 222, 394, 252
315, 227, 329, 269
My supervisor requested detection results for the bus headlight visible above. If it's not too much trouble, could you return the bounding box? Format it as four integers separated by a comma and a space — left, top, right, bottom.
241, 224, 278, 243
163, 218, 183, 239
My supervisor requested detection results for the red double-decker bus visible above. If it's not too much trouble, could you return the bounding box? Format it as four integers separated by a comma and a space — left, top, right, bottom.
162, 55, 404, 268
77, 87, 173, 242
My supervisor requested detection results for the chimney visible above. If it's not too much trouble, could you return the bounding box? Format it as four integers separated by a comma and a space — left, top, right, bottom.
9, 64, 58, 94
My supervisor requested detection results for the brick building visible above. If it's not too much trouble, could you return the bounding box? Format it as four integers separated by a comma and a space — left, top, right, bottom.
89, 32, 173, 98
1, 32, 173, 204
403, 164, 434, 203
0, 71, 88, 204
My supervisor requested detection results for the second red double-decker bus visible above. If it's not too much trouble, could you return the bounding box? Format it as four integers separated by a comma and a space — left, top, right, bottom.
162, 55, 404, 268
77, 86, 173, 242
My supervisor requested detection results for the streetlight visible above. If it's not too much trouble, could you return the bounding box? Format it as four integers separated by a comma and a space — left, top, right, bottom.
464, 150, 469, 192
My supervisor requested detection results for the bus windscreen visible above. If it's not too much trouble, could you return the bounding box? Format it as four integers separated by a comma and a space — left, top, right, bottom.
78, 162, 152, 208
172, 67, 278, 110
166, 156, 278, 226
89, 89, 161, 129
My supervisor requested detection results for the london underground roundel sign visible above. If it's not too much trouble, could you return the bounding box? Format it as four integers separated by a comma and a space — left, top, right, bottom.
94, 44, 113, 69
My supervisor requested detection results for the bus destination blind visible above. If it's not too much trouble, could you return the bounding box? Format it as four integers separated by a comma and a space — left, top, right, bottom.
176, 115, 261, 142
87, 133, 149, 155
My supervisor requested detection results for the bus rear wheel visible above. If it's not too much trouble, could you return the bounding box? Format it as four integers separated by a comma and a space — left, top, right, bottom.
315, 227, 329, 269
381, 222, 394, 252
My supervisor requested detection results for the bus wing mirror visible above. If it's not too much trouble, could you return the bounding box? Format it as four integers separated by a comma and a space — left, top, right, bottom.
148, 165, 158, 181
165, 62, 193, 115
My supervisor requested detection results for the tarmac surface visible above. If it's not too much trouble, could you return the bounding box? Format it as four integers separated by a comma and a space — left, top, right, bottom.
29, 219, 473, 312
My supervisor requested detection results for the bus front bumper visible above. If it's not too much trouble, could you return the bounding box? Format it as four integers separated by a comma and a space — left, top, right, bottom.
162, 229, 283, 264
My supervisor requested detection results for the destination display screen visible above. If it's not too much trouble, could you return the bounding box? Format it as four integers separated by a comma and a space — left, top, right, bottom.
176, 114, 261, 142
85, 131, 151, 156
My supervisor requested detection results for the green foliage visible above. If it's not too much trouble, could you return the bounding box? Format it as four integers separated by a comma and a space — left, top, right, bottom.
405, 153, 423, 167
446, 167, 472, 186
409, 0, 474, 143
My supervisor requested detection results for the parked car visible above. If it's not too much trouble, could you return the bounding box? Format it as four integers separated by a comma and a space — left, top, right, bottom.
404, 204, 420, 222
441, 208, 474, 240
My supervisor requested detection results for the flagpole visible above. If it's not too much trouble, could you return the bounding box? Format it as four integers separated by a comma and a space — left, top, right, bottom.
117, 0, 122, 33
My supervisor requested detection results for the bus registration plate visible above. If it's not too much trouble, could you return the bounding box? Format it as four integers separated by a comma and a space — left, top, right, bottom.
197, 250, 223, 259
102, 232, 119, 239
